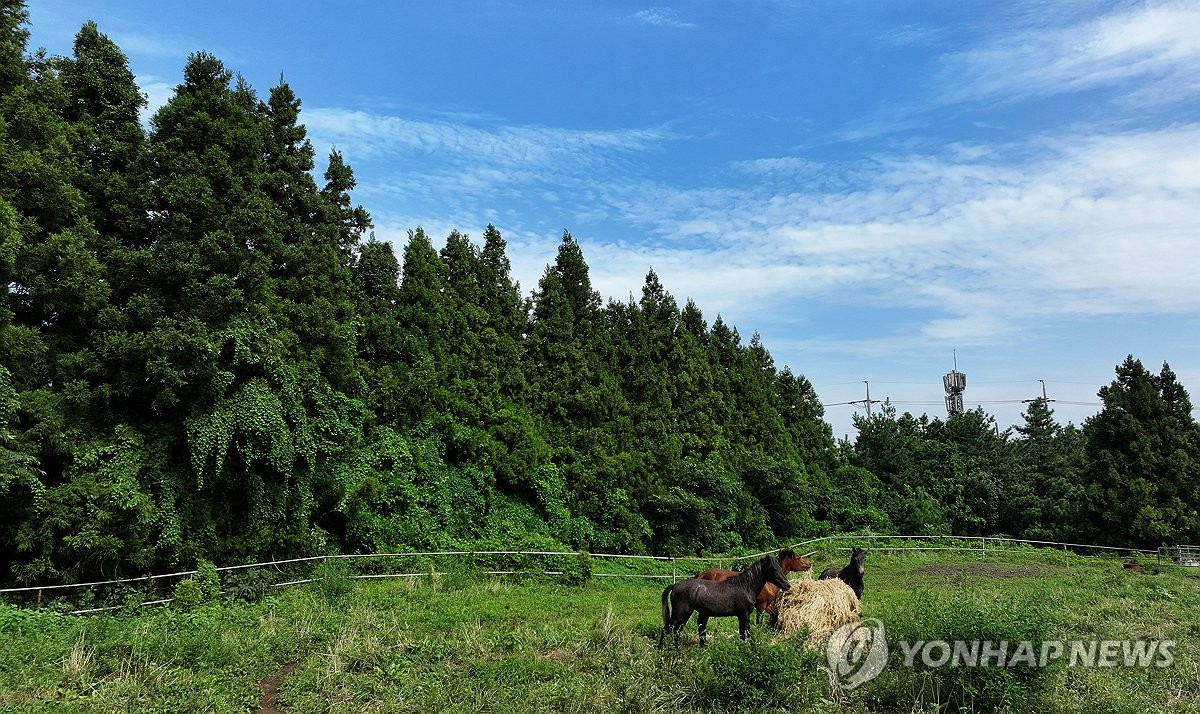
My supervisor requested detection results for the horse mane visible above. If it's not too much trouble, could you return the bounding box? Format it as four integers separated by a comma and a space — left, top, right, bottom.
775, 548, 795, 563
731, 555, 774, 586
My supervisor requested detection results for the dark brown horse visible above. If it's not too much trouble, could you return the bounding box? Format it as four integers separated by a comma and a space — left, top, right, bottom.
818, 547, 867, 599
661, 555, 791, 646
694, 548, 811, 624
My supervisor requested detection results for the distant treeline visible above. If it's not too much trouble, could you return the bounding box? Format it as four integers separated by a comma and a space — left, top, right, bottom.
2, 5, 1198, 585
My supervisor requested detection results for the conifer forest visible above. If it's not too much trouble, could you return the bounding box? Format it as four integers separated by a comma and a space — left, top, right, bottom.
2, 4, 1198, 586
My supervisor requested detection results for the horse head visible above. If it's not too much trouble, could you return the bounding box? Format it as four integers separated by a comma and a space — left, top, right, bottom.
851, 547, 868, 574
777, 548, 812, 574
766, 556, 792, 592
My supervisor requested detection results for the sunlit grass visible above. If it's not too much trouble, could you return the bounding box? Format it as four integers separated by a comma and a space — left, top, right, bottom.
0, 549, 1197, 712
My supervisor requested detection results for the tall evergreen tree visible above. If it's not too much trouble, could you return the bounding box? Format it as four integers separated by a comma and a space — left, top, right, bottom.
1011, 398, 1085, 541
0, 6, 146, 583
58, 21, 148, 246
528, 232, 642, 551
622, 269, 684, 487
393, 227, 448, 428
851, 408, 952, 535
675, 299, 725, 459
1083, 357, 1200, 547
140, 54, 325, 563
353, 237, 406, 424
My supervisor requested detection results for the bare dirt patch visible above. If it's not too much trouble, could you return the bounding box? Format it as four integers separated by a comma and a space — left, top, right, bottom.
910, 563, 1048, 579
258, 661, 300, 714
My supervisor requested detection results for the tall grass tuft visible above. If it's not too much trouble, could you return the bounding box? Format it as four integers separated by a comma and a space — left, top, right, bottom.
866, 586, 1060, 712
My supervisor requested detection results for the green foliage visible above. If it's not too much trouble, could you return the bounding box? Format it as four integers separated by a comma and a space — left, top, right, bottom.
558, 551, 593, 586
850, 406, 1018, 537
868, 587, 1060, 712
312, 557, 353, 601
220, 567, 277, 603
0, 365, 42, 503
171, 577, 204, 610
1083, 357, 1200, 547
195, 559, 220, 602
689, 638, 826, 710
0, 5, 848, 578
9, 0, 1199, 591
433, 552, 478, 591
171, 560, 221, 611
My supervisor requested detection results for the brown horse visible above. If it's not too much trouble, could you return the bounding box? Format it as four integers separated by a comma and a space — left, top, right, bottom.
694, 548, 811, 624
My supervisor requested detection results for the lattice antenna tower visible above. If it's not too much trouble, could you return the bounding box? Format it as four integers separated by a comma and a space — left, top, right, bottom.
943, 351, 966, 416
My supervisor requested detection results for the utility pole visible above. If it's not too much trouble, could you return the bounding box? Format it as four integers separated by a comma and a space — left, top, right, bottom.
1022, 379, 1055, 405
851, 380, 881, 416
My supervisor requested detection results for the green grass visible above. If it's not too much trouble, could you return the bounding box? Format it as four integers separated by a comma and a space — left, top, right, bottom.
1, 549, 1199, 713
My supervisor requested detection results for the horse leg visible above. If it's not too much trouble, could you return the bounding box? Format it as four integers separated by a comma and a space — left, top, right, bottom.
697, 613, 710, 645
675, 606, 693, 648
738, 611, 751, 640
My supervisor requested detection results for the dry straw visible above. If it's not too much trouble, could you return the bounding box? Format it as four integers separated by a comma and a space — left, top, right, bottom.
773, 574, 860, 648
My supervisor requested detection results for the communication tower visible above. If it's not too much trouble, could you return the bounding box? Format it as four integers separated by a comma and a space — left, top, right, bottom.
943, 354, 966, 416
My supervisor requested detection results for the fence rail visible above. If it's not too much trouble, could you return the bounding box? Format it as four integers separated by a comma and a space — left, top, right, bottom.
0, 534, 1179, 614
1162, 545, 1200, 566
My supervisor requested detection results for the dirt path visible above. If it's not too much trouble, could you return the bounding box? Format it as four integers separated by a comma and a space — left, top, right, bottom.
257, 661, 300, 714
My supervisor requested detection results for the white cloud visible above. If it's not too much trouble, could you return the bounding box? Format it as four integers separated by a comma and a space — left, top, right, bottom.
876, 23, 944, 48
941, 1, 1200, 107
583, 126, 1200, 345
110, 30, 197, 60
632, 7, 696, 29
304, 108, 670, 168
137, 74, 175, 123
352, 115, 1200, 353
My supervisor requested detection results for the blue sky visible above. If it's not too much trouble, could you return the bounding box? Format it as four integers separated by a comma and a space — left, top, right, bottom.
28, 1, 1200, 440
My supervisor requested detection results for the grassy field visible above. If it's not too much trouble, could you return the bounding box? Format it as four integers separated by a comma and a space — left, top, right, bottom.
2, 548, 1199, 713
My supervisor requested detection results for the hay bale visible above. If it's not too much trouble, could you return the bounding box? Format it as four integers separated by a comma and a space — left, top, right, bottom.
774, 577, 860, 648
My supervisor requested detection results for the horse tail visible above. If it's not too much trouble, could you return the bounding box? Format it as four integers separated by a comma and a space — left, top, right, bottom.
659, 583, 676, 647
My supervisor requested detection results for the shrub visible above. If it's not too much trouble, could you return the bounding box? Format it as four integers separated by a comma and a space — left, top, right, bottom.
195, 559, 221, 602
689, 638, 826, 709
222, 568, 278, 602
866, 588, 1059, 712
171, 578, 204, 610
436, 553, 478, 591
312, 557, 354, 601
559, 551, 593, 587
